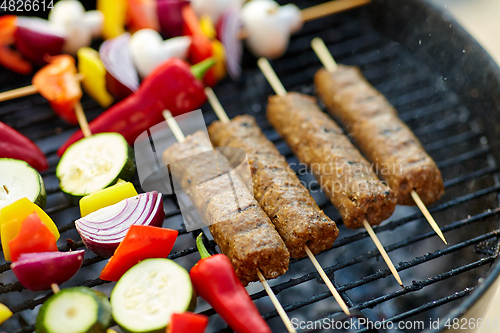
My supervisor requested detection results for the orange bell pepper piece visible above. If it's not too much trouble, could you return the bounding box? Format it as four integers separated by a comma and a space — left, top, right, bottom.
32, 55, 82, 125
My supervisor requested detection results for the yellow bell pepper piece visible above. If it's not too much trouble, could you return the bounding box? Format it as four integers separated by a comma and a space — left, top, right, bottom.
77, 47, 114, 108
211, 40, 227, 81
97, 0, 127, 40
200, 15, 217, 39
199, 15, 227, 81
0, 198, 60, 261
0, 303, 12, 325
79, 181, 138, 217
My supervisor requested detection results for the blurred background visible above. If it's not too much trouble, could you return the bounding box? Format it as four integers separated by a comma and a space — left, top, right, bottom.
429, 0, 500, 64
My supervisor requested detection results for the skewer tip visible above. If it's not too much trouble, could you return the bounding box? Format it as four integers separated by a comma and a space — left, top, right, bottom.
362, 220, 403, 286
410, 190, 447, 245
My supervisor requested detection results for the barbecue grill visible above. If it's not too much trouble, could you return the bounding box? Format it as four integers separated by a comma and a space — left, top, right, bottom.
1, 0, 500, 332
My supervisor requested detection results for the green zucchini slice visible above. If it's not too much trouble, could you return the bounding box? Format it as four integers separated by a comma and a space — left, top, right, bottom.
0, 158, 46, 210
111, 259, 196, 333
35, 287, 112, 333
56, 133, 135, 199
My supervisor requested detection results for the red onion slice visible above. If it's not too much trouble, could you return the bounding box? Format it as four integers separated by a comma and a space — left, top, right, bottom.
75, 191, 165, 258
15, 17, 66, 67
219, 7, 243, 80
100, 33, 140, 101
11, 250, 85, 291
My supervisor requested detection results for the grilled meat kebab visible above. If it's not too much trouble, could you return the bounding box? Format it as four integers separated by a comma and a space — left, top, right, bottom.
315, 65, 444, 205
267, 92, 397, 229
209, 115, 339, 258
162, 131, 289, 285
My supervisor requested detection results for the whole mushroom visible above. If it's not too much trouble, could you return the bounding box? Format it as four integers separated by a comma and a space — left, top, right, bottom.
241, 0, 302, 59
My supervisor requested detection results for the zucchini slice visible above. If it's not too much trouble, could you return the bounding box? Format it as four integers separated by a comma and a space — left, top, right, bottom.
35, 287, 112, 333
0, 158, 46, 210
111, 259, 196, 333
56, 133, 135, 199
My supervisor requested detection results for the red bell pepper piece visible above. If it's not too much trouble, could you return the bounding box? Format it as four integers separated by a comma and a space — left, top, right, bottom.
182, 6, 217, 87
57, 57, 214, 156
0, 122, 48, 171
32, 55, 82, 125
168, 312, 209, 333
99, 225, 178, 282
9, 212, 58, 262
190, 234, 272, 333
126, 0, 160, 32
0, 16, 32, 75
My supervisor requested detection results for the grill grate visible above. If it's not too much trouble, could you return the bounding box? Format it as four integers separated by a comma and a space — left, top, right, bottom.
1, 1, 500, 332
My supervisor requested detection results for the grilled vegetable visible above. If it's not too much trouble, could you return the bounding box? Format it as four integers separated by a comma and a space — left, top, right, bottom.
76, 191, 165, 258
0, 158, 46, 211
11, 250, 85, 291
168, 312, 208, 333
111, 258, 195, 333
77, 47, 114, 108
56, 133, 135, 199
241, 0, 302, 59
79, 180, 137, 217
48, 0, 92, 54
0, 123, 48, 171
35, 286, 112, 333
9, 212, 58, 262
156, 0, 187, 38
32, 55, 82, 125
100, 33, 139, 100
0, 15, 32, 74
97, 0, 127, 39
129, 29, 190, 78
14, 17, 66, 67
0, 198, 59, 261
0, 303, 12, 325
100, 225, 177, 281
57, 58, 213, 156
190, 234, 271, 333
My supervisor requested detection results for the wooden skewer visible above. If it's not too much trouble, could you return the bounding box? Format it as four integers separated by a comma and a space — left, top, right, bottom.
302, 0, 371, 22
411, 190, 447, 244
257, 56, 404, 287
311, 37, 447, 245
362, 220, 402, 286
205, 87, 351, 315
75, 101, 92, 138
162, 110, 297, 333
238, 0, 371, 40
0, 73, 84, 102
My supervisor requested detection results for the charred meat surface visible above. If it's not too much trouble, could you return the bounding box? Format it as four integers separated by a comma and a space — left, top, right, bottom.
267, 92, 396, 229
209, 115, 339, 258
315, 65, 444, 205
162, 131, 289, 285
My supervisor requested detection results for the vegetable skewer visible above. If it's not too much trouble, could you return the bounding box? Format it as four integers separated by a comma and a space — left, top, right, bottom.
257, 57, 403, 287
0, 73, 83, 102
162, 110, 297, 333
206, 87, 350, 316
311, 37, 447, 245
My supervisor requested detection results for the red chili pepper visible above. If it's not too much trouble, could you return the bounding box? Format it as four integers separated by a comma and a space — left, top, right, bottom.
168, 312, 209, 333
9, 212, 58, 262
190, 234, 272, 333
99, 225, 178, 282
57, 57, 214, 156
32, 55, 82, 125
182, 6, 217, 87
0, 122, 48, 171
0, 16, 32, 75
